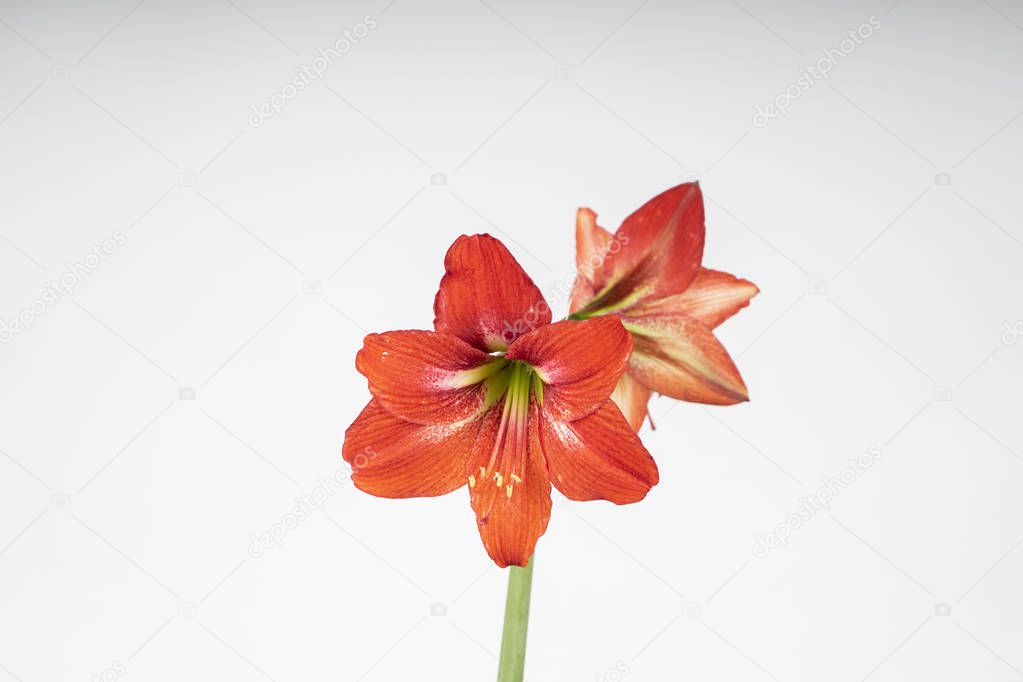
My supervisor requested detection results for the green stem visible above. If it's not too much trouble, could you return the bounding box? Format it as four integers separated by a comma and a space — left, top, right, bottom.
497, 555, 534, 682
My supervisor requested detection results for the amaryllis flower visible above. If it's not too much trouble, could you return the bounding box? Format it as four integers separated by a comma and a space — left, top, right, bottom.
569, 183, 758, 431
343, 234, 658, 567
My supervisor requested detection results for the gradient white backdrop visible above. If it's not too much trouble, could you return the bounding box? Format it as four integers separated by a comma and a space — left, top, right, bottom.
1, 0, 1022, 680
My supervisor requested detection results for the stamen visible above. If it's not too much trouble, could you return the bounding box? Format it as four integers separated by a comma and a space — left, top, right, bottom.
472, 361, 545, 519
512, 368, 529, 485
485, 371, 516, 473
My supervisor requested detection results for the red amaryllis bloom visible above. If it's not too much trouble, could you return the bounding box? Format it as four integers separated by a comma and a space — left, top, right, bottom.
343, 234, 658, 567
569, 183, 758, 431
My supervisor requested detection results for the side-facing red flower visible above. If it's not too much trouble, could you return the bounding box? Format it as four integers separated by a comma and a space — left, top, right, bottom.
343, 234, 658, 567
569, 183, 759, 431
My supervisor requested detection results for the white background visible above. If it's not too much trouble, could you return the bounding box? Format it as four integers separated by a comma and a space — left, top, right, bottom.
1, 1, 1022, 680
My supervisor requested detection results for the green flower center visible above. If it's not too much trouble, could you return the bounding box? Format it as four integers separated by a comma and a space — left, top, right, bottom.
482, 359, 543, 410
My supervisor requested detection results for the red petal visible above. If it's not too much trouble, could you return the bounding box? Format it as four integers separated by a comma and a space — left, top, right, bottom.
434, 234, 552, 352
507, 317, 632, 421
575, 208, 614, 280
569, 208, 614, 313
568, 277, 597, 318
628, 268, 759, 329
580, 183, 705, 313
625, 312, 749, 405
468, 406, 551, 567
343, 401, 479, 498
540, 401, 658, 504
356, 330, 491, 425
610, 371, 652, 432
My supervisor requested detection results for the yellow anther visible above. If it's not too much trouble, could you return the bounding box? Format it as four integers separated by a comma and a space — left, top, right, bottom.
494, 473, 504, 487
468, 475, 476, 488
505, 484, 513, 499
510, 474, 522, 483
479, 466, 486, 479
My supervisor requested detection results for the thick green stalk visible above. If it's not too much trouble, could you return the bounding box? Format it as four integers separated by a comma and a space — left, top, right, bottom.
497, 555, 534, 682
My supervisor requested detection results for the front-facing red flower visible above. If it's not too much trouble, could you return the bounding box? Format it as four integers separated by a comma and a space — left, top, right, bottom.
343, 234, 658, 567
569, 183, 759, 430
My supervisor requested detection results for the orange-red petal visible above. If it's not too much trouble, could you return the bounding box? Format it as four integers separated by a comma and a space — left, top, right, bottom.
625, 313, 749, 405
343, 401, 480, 498
580, 183, 705, 313
627, 268, 759, 329
507, 317, 632, 421
569, 208, 614, 313
356, 330, 491, 425
540, 400, 658, 504
575, 208, 614, 280
468, 406, 551, 568
610, 371, 652, 432
434, 234, 551, 352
